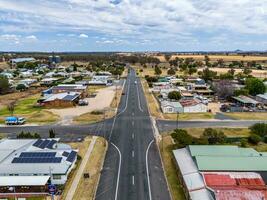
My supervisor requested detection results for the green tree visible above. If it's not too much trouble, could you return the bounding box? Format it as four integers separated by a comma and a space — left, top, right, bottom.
7, 102, 15, 116
234, 88, 249, 96
154, 65, 162, 75
168, 91, 181, 100
200, 68, 217, 81
164, 54, 172, 62
249, 123, 267, 137
171, 129, 193, 147
167, 68, 176, 75
248, 134, 261, 144
202, 128, 226, 144
245, 78, 266, 96
16, 84, 27, 91
0, 75, 9, 94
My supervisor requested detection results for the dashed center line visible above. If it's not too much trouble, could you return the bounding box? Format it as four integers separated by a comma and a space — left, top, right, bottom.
132, 150, 135, 158
132, 121, 134, 126
132, 133, 134, 139
132, 175, 135, 185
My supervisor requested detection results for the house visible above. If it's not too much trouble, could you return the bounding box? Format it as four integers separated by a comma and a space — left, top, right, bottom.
173, 145, 267, 200
19, 78, 37, 86
161, 100, 183, 113
256, 93, 267, 105
0, 138, 77, 185
20, 71, 33, 78
10, 57, 35, 64
51, 84, 88, 98
0, 72, 13, 79
89, 75, 112, 86
40, 78, 58, 86
152, 82, 172, 92
38, 92, 81, 107
180, 99, 207, 113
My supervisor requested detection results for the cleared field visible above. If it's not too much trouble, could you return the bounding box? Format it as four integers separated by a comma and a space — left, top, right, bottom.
164, 112, 215, 121
0, 94, 59, 124
155, 55, 267, 62
224, 112, 267, 120
0, 61, 9, 69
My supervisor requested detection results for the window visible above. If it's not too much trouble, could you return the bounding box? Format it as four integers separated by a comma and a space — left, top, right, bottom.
53, 175, 61, 180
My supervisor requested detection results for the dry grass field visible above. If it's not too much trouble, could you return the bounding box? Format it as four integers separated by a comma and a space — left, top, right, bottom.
154, 54, 267, 62
0, 62, 9, 69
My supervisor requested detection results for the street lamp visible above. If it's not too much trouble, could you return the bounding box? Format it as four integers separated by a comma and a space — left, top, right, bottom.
176, 111, 179, 129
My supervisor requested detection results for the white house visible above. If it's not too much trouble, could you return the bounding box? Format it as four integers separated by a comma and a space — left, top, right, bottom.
161, 100, 183, 113
180, 99, 207, 113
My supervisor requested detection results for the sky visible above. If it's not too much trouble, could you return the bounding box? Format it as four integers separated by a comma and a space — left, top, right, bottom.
0, 0, 266, 52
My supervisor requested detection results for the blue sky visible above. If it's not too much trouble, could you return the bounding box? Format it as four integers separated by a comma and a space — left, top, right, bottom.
0, 0, 266, 52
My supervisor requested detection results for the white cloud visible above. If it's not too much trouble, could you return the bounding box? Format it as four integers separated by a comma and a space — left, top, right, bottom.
79, 33, 88, 38
25, 35, 37, 40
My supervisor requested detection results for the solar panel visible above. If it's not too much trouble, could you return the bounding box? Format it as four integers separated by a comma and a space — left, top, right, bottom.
12, 157, 62, 163
33, 139, 43, 147
47, 140, 57, 149
39, 139, 50, 149
66, 151, 77, 162
20, 152, 56, 158
62, 151, 69, 157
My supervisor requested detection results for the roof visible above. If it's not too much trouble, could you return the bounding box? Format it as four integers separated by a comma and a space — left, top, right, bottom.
11, 58, 35, 63
232, 95, 259, 104
161, 100, 182, 108
180, 99, 202, 107
53, 84, 87, 90
257, 93, 267, 100
43, 92, 80, 102
188, 145, 259, 157
0, 176, 50, 186
195, 156, 267, 171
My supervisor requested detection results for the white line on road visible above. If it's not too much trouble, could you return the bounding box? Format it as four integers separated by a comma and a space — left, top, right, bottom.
132, 150, 135, 158
132, 133, 134, 139
132, 112, 134, 116
146, 140, 154, 200
111, 142, 121, 200
132, 175, 135, 185
132, 121, 134, 126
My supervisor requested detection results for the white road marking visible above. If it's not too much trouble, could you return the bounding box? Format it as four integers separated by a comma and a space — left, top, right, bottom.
132, 112, 134, 116
111, 142, 122, 200
132, 175, 135, 185
132, 133, 134, 139
146, 140, 154, 200
132, 150, 135, 158
132, 121, 134, 126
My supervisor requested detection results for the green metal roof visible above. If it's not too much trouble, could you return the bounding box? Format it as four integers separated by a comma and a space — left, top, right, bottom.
188, 145, 259, 157
195, 156, 267, 171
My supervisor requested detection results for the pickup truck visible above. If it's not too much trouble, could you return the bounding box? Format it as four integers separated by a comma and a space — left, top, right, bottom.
5, 116, 26, 125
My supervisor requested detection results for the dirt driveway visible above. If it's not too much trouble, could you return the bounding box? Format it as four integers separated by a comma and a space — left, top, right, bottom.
49, 86, 117, 125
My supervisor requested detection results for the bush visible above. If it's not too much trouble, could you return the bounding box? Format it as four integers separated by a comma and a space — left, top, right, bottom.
248, 134, 261, 144
171, 129, 193, 147
240, 138, 248, 147
17, 131, 41, 139
168, 91, 181, 101
91, 110, 103, 115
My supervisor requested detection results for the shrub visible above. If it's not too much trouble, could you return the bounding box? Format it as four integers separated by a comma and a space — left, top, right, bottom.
249, 123, 267, 137
202, 128, 226, 144
168, 91, 181, 101
91, 110, 103, 115
171, 129, 193, 147
240, 138, 248, 147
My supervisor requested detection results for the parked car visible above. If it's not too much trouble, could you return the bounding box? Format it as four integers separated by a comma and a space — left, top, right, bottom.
5, 116, 26, 125
78, 99, 88, 106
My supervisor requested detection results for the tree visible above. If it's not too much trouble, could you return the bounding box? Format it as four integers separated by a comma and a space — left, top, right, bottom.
200, 68, 217, 81
202, 128, 226, 144
49, 129, 56, 138
0, 75, 9, 94
188, 67, 197, 75
171, 129, 193, 147
243, 67, 252, 75
164, 54, 172, 62
213, 80, 234, 99
154, 65, 162, 75
204, 55, 210, 66
234, 88, 249, 96
217, 59, 224, 67
16, 84, 27, 91
248, 134, 261, 144
7, 102, 15, 116
168, 91, 181, 101
249, 123, 267, 137
245, 78, 266, 96
167, 68, 176, 75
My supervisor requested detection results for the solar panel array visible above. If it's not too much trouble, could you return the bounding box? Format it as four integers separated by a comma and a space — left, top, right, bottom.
12, 157, 62, 163
62, 151, 69, 157
66, 151, 77, 162
32, 139, 57, 149
20, 152, 56, 158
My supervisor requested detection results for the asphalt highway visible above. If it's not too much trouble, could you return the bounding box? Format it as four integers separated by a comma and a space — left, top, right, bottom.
95, 68, 171, 200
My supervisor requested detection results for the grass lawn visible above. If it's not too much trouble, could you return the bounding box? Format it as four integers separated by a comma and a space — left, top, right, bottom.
224, 112, 267, 120
0, 94, 59, 124
164, 112, 215, 120
159, 134, 185, 200
177, 128, 251, 138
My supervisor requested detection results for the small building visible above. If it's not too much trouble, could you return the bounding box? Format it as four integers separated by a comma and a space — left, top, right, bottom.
256, 93, 267, 105
40, 78, 58, 86
180, 99, 207, 113
89, 75, 112, 86
232, 95, 261, 107
161, 100, 183, 113
38, 92, 81, 108
10, 57, 35, 64
51, 84, 88, 98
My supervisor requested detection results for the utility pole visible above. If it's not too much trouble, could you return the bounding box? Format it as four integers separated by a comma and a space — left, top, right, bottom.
176, 111, 179, 129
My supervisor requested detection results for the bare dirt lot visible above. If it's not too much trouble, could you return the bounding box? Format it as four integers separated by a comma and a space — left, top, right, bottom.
50, 85, 118, 125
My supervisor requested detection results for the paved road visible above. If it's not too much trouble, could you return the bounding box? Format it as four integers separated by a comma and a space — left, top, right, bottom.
96, 69, 170, 200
